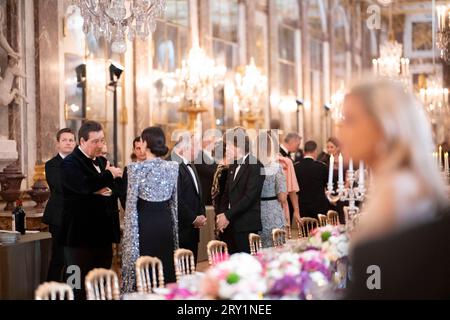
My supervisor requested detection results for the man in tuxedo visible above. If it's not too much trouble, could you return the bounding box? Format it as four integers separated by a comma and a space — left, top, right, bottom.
119, 136, 147, 210
347, 207, 450, 299
59, 121, 123, 300
280, 132, 303, 163
43, 128, 76, 282
194, 134, 218, 206
294, 140, 329, 219
170, 132, 207, 263
216, 127, 265, 254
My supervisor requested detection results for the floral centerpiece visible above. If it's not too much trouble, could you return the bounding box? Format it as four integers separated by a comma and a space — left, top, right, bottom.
307, 225, 350, 291
308, 225, 349, 261
257, 249, 333, 300
200, 253, 267, 300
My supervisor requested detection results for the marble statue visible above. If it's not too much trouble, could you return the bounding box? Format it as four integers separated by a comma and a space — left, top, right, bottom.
0, 11, 27, 107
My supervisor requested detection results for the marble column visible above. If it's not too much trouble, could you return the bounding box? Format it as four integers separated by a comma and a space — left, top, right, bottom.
300, 0, 312, 140
197, 0, 215, 131
133, 40, 150, 137
244, 0, 255, 63
27, 0, 61, 209
34, 0, 61, 163
268, 0, 280, 123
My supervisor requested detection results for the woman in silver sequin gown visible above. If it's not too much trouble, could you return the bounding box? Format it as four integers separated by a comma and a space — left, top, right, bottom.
121, 127, 179, 293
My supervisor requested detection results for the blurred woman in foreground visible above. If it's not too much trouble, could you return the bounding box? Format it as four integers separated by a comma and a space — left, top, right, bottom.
338, 79, 448, 245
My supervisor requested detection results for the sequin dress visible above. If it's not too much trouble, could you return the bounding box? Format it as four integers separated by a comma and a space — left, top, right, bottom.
121, 158, 179, 293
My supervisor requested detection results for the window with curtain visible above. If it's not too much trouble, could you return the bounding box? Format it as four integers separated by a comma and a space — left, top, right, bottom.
211, 0, 239, 130
151, 0, 189, 128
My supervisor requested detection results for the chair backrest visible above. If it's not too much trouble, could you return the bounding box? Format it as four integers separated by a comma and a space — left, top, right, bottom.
207, 240, 229, 266
35, 281, 74, 300
85, 268, 120, 300
284, 224, 292, 239
327, 210, 339, 226
174, 248, 196, 282
135, 256, 165, 294
248, 233, 262, 255
272, 228, 286, 247
317, 214, 328, 227
299, 217, 319, 237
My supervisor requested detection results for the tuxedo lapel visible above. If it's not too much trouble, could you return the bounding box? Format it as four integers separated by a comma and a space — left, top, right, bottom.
231, 158, 249, 190
74, 147, 99, 175
180, 162, 201, 198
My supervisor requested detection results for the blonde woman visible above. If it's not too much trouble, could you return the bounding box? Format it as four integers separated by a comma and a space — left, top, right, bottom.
338, 78, 448, 246
255, 131, 288, 247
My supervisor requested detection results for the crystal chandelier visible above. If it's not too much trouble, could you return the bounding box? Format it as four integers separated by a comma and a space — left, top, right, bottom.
436, 4, 450, 64
234, 58, 267, 118
176, 46, 226, 108
419, 76, 449, 116
372, 4, 410, 88
74, 0, 166, 54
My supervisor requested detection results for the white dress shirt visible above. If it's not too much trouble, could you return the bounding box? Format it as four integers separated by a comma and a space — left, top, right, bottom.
233, 153, 250, 180
78, 146, 101, 173
178, 153, 200, 194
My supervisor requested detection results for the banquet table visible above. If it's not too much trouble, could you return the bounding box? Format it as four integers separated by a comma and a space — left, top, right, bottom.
0, 232, 52, 300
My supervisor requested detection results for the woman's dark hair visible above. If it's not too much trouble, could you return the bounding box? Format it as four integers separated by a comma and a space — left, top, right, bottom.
141, 126, 169, 157
132, 136, 141, 148
327, 137, 340, 148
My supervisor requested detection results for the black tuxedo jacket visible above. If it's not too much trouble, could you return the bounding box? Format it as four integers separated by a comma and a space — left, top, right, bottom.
194, 150, 218, 206
43, 154, 64, 228
223, 154, 265, 233
59, 147, 121, 247
169, 153, 206, 244
294, 157, 329, 216
347, 207, 450, 299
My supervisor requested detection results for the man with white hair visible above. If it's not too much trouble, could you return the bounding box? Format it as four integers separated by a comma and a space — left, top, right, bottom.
168, 132, 206, 263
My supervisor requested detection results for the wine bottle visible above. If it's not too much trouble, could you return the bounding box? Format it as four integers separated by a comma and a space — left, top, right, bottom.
12, 200, 26, 235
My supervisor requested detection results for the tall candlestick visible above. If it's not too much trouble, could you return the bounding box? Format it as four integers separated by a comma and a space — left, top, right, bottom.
328, 154, 334, 185
338, 153, 344, 184
359, 161, 364, 186
439, 146, 443, 169
349, 158, 354, 172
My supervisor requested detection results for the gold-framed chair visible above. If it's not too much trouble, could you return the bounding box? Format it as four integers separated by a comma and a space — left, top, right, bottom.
327, 210, 339, 226
298, 217, 319, 238
35, 281, 74, 300
272, 228, 287, 247
248, 233, 262, 255
207, 240, 229, 266
85, 268, 120, 300
284, 224, 292, 239
135, 256, 165, 294
318, 214, 328, 227
174, 248, 196, 282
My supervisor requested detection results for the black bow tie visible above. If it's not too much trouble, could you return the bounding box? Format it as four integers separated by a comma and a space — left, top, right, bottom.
91, 158, 100, 166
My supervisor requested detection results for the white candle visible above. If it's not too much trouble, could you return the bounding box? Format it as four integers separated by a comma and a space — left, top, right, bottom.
338, 153, 344, 184
372, 59, 378, 75
445, 152, 449, 175
349, 158, 354, 172
328, 154, 334, 185
359, 161, 364, 186
439, 146, 443, 169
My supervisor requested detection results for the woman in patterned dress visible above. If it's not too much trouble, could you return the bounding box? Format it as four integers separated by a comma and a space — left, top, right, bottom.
256, 131, 288, 248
